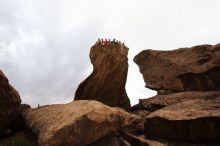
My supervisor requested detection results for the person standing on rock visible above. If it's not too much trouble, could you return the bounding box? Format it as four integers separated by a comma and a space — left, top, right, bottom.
112, 39, 116, 45
104, 39, 108, 45
96, 38, 101, 45
119, 41, 123, 47
101, 38, 104, 45
108, 39, 111, 45
98, 38, 101, 44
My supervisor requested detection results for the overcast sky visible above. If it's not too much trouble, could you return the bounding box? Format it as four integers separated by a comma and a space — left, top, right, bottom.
0, 0, 220, 107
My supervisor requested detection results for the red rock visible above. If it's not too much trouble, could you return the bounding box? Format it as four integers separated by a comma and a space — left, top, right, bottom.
75, 43, 130, 110
134, 44, 220, 92
0, 70, 21, 135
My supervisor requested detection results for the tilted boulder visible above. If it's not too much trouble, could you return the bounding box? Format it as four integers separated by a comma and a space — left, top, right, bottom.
144, 97, 220, 141
134, 44, 220, 92
132, 91, 220, 112
22, 100, 137, 146
0, 70, 21, 134
74, 43, 131, 110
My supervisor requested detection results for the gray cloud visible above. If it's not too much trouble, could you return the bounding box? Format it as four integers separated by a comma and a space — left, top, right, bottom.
0, 0, 220, 106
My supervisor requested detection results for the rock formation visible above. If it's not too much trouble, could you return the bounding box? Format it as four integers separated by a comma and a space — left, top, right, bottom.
132, 91, 220, 112
75, 43, 131, 110
2, 42, 220, 146
145, 97, 220, 141
0, 70, 21, 135
134, 44, 220, 92
132, 43, 220, 145
22, 100, 137, 146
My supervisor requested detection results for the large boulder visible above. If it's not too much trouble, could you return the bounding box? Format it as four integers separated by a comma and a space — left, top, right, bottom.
132, 91, 220, 112
134, 44, 220, 92
144, 97, 220, 141
74, 42, 131, 110
0, 70, 21, 135
22, 100, 137, 146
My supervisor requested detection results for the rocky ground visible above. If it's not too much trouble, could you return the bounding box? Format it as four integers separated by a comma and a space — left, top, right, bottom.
0, 42, 220, 146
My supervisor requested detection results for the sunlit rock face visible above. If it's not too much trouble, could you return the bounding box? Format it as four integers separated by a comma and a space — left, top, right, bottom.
131, 91, 220, 112
132, 43, 220, 145
134, 44, 220, 92
75, 42, 131, 110
22, 100, 137, 146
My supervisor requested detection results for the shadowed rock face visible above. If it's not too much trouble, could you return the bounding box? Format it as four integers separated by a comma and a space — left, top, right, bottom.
0, 131, 37, 146
75, 43, 131, 110
144, 97, 220, 141
134, 44, 220, 92
0, 70, 21, 134
22, 100, 137, 146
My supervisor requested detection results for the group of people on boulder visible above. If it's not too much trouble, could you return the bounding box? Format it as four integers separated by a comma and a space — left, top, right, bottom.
95, 38, 124, 46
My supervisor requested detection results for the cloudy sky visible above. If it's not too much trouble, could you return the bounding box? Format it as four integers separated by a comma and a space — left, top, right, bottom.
0, 0, 220, 107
